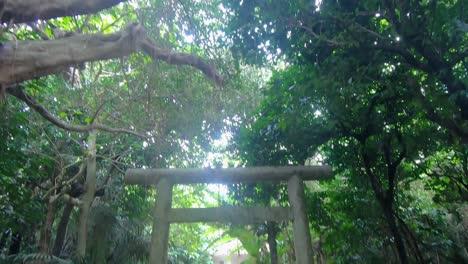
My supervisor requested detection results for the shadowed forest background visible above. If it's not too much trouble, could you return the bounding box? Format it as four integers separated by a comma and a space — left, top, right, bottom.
0, 0, 466, 263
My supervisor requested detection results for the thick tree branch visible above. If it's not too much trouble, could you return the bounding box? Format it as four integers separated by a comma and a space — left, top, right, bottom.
0, 0, 126, 24
380, 0, 468, 119
299, 26, 348, 47
140, 38, 223, 85
44, 161, 86, 201
360, 145, 385, 203
7, 86, 147, 138
0, 23, 141, 84
393, 130, 406, 168
412, 87, 468, 142
383, 131, 406, 209
0, 23, 222, 86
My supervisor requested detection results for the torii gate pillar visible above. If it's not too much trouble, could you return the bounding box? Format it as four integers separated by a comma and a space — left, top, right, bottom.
149, 177, 173, 263
288, 175, 314, 263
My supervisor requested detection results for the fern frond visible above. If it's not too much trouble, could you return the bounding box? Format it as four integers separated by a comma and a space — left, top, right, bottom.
12, 253, 72, 264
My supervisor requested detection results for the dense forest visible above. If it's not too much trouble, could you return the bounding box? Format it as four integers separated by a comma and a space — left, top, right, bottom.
0, 0, 466, 263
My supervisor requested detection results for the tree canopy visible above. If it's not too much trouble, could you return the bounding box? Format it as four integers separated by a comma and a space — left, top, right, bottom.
0, 0, 467, 263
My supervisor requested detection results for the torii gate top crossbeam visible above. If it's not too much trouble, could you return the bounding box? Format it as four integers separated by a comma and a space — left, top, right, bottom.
125, 165, 332, 185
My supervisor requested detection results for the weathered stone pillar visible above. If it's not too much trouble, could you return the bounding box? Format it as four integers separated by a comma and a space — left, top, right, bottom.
288, 175, 314, 264
149, 177, 173, 263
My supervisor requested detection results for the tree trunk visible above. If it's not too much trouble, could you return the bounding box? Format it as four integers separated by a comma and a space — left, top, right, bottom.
0, 230, 9, 252
8, 232, 21, 255
52, 203, 74, 256
76, 130, 97, 258
266, 222, 279, 264
383, 205, 408, 264
316, 235, 327, 264
39, 201, 57, 254
361, 142, 409, 264
396, 215, 424, 263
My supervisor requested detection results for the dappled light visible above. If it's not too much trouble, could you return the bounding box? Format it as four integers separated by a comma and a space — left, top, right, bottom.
0, 1, 466, 264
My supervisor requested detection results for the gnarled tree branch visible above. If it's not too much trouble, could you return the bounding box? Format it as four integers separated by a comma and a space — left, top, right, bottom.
6, 86, 148, 138
0, 0, 126, 24
0, 23, 223, 86
139, 38, 223, 85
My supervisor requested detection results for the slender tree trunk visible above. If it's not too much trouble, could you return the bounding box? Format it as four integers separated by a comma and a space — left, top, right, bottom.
8, 232, 21, 255
53, 203, 74, 256
266, 222, 279, 264
396, 215, 424, 263
0, 230, 9, 252
39, 201, 57, 255
76, 130, 97, 258
317, 236, 327, 264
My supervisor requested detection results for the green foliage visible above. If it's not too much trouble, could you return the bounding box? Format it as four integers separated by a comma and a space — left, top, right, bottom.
168, 244, 213, 264
228, 227, 261, 260
2, 0, 466, 263
226, 0, 468, 262
2, 1, 232, 262
0, 253, 72, 264
0, 104, 46, 240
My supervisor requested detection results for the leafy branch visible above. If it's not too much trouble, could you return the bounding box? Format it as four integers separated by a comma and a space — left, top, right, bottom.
6, 85, 148, 138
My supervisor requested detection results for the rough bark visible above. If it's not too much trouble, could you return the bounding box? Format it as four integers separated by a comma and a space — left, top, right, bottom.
76, 130, 97, 258
39, 201, 57, 255
0, 0, 126, 24
139, 38, 223, 85
0, 23, 222, 86
52, 203, 74, 256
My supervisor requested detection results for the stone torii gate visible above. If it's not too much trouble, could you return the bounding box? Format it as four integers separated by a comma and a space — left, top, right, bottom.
125, 166, 332, 264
